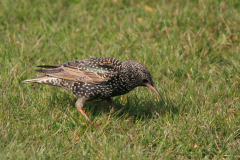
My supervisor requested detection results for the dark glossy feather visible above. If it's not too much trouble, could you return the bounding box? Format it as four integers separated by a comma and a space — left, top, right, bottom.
34, 57, 123, 84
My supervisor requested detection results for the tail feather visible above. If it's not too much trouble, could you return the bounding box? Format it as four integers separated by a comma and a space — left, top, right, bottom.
37, 65, 61, 68
22, 75, 59, 85
35, 68, 64, 74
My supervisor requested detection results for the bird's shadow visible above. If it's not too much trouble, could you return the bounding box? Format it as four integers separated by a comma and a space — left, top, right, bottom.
56, 92, 179, 125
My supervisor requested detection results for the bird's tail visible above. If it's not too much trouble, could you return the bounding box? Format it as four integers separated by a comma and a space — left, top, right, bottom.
22, 75, 59, 85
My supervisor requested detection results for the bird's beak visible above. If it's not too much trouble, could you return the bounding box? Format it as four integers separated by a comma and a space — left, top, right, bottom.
145, 83, 160, 97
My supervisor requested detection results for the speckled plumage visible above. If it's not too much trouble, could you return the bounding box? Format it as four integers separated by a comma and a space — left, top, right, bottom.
23, 57, 160, 125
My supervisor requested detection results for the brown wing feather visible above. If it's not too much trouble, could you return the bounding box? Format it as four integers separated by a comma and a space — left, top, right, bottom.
35, 57, 122, 84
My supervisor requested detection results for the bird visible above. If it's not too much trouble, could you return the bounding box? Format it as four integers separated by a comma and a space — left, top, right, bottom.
23, 57, 161, 125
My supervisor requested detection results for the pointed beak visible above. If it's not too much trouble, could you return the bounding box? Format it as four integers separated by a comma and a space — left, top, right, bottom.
145, 83, 160, 97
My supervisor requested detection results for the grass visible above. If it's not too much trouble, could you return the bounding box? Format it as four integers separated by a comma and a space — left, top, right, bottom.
1, 0, 240, 159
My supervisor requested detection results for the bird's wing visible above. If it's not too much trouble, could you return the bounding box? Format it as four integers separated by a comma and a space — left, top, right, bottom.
35, 57, 123, 84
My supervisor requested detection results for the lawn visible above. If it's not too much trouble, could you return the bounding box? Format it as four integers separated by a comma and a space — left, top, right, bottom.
1, 0, 240, 159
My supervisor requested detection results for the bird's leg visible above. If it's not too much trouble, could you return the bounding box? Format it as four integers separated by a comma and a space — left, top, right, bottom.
95, 98, 114, 110
77, 108, 94, 125
77, 98, 113, 127
106, 98, 114, 110
76, 98, 96, 126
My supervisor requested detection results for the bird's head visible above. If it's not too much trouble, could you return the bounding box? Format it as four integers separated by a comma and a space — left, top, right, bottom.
123, 60, 161, 97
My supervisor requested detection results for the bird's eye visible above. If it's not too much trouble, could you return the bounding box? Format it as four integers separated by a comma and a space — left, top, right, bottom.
142, 79, 148, 83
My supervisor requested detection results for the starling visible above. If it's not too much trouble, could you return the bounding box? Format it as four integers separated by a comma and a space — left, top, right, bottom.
23, 57, 161, 125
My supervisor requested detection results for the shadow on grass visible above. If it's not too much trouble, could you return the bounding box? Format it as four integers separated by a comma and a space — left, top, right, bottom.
54, 92, 178, 125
